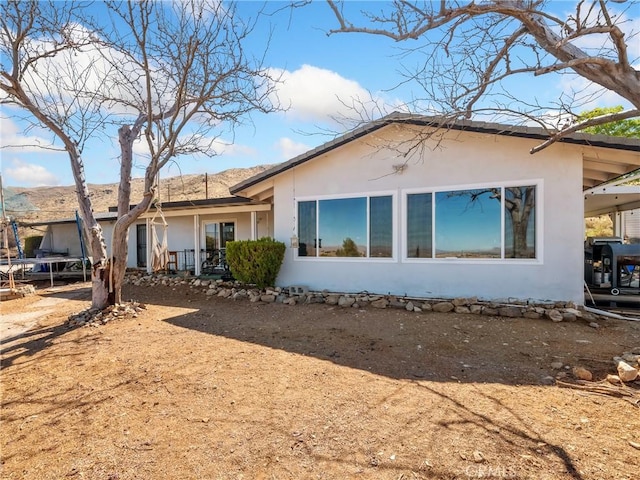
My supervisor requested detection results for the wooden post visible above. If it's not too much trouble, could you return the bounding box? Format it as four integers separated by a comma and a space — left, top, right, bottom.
0, 175, 16, 289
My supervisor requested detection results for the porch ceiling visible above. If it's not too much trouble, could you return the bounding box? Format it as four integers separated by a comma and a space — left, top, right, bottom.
582, 149, 640, 190
584, 184, 640, 217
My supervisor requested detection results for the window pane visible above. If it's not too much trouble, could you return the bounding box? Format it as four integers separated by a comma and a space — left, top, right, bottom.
505, 186, 536, 258
435, 189, 501, 258
319, 198, 366, 257
205, 223, 219, 251
370, 196, 393, 257
298, 201, 316, 257
407, 193, 432, 258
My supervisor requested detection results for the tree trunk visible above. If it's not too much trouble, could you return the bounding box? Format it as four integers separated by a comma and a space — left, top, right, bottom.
105, 123, 156, 305
67, 148, 112, 309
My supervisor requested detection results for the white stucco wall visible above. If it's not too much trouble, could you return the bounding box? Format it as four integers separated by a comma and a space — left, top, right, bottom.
270, 126, 585, 303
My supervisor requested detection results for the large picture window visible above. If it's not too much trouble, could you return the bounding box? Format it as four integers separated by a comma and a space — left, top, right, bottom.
297, 195, 393, 258
406, 184, 537, 260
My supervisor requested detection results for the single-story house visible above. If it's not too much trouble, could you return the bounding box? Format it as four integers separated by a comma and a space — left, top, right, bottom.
229, 113, 640, 304
22, 113, 640, 304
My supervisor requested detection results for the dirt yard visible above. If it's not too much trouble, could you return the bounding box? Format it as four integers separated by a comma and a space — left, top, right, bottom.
1, 280, 639, 480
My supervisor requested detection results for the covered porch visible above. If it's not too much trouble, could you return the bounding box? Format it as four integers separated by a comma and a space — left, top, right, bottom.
127, 196, 273, 276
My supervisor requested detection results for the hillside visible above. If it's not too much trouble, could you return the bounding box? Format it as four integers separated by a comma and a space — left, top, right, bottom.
3, 165, 275, 225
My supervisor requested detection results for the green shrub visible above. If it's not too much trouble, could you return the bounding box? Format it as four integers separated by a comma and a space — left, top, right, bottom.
225, 237, 286, 289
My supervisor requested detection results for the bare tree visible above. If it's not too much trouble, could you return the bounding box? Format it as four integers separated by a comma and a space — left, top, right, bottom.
325, 0, 640, 151
1, 0, 279, 308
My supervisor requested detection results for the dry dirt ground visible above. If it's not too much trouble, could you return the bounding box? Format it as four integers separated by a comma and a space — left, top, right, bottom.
1, 280, 639, 480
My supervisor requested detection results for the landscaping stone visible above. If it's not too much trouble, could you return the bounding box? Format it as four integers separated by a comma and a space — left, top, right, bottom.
371, 298, 388, 309
432, 302, 454, 313
498, 306, 522, 318
122, 273, 616, 329
546, 310, 563, 322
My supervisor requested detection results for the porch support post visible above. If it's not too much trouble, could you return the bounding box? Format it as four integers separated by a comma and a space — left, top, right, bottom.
612, 211, 623, 238
251, 211, 257, 240
194, 214, 200, 276
146, 217, 152, 274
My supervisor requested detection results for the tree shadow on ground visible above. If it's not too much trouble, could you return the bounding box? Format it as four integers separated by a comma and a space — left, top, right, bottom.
0, 322, 86, 368
155, 300, 591, 479
155, 294, 625, 386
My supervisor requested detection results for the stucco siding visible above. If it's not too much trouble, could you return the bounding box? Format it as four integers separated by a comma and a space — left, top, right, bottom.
271, 126, 585, 303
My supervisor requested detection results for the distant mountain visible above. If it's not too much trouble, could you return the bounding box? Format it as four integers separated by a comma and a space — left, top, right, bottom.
3, 165, 276, 225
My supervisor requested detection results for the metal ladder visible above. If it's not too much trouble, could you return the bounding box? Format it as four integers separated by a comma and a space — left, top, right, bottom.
11, 220, 24, 259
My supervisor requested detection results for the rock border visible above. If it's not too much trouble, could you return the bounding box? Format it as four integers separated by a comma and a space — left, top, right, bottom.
124, 272, 607, 324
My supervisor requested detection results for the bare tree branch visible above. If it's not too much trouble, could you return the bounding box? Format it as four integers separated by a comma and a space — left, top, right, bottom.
324, 0, 640, 148
1, 0, 282, 308
531, 108, 640, 153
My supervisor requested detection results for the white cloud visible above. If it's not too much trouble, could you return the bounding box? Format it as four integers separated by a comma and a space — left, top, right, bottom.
0, 117, 58, 153
557, 72, 635, 113
275, 137, 311, 160
3, 158, 60, 186
269, 64, 385, 123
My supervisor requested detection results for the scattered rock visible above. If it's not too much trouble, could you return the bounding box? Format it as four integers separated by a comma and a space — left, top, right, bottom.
541, 376, 555, 385
572, 366, 593, 381
472, 451, 485, 463
616, 360, 639, 382
606, 374, 621, 385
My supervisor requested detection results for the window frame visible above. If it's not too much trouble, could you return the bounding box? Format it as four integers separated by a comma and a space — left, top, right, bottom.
401, 180, 543, 264
294, 191, 397, 262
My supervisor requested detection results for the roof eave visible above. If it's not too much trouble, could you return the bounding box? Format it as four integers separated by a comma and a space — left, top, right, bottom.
230, 113, 640, 195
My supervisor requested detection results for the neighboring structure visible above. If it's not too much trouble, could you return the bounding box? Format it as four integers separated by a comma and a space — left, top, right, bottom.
231, 113, 640, 304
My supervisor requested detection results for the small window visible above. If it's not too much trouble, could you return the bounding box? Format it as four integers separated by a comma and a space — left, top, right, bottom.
407, 193, 432, 258
298, 201, 316, 257
370, 196, 393, 258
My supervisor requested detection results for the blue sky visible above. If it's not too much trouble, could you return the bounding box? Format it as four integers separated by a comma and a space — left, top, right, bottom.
1, 1, 638, 188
